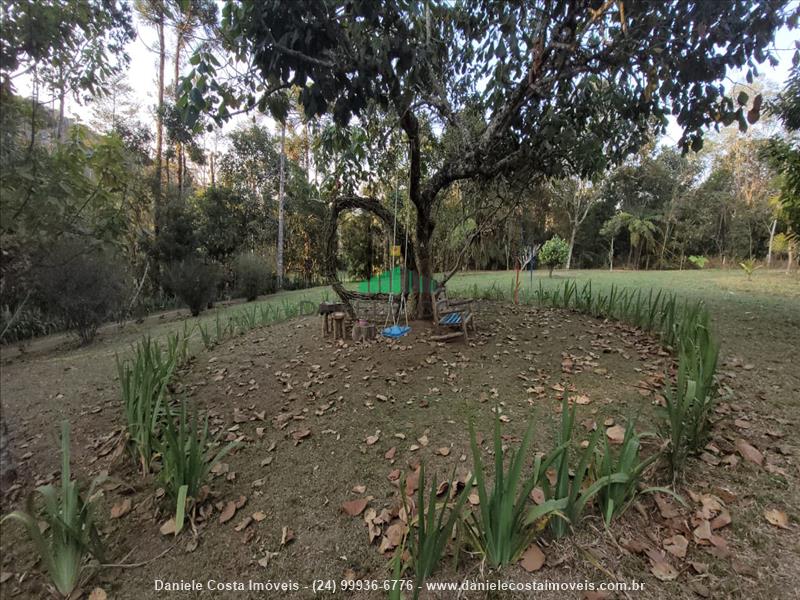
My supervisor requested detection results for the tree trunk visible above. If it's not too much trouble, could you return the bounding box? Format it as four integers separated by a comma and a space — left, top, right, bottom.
154, 5, 166, 231
174, 29, 184, 195
609, 238, 614, 271
210, 152, 215, 187
56, 79, 66, 142
277, 121, 286, 288
767, 218, 777, 267
788, 243, 795, 274
566, 225, 577, 270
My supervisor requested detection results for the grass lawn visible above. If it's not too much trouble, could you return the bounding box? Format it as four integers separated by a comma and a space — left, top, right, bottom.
1, 268, 798, 599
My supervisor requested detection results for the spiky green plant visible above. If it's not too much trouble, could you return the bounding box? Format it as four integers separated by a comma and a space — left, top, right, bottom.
594, 421, 670, 524
464, 413, 565, 566
403, 466, 472, 599
661, 320, 719, 476
543, 398, 627, 538
117, 336, 176, 474
1, 422, 105, 597
159, 401, 237, 534
197, 322, 215, 349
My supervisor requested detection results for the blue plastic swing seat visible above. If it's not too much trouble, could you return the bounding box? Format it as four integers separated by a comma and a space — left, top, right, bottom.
439, 312, 463, 326
382, 325, 411, 338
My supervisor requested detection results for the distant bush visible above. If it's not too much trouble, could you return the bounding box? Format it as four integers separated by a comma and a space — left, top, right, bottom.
36, 242, 128, 344
164, 258, 221, 316
538, 236, 570, 277
234, 253, 274, 301
687, 255, 708, 269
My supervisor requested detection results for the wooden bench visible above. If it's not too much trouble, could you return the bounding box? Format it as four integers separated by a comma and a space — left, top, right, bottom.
431, 289, 476, 342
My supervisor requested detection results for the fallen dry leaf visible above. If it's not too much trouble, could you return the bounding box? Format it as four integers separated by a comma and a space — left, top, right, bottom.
519, 544, 545, 572
650, 558, 679, 581
88, 588, 107, 600
663, 534, 688, 558
110, 497, 131, 519
280, 526, 295, 546
252, 511, 267, 522
159, 518, 176, 536
435, 446, 451, 457
219, 501, 237, 524
606, 424, 625, 444
764, 508, 790, 529
342, 497, 371, 517
735, 439, 763, 466
352, 484, 367, 494
384, 447, 396, 460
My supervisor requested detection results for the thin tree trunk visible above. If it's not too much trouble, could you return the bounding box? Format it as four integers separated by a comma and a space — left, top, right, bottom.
277, 121, 286, 288
210, 152, 215, 187
174, 28, 184, 195
56, 84, 66, 142
154, 5, 166, 231
767, 218, 777, 267
566, 225, 577, 270
609, 238, 614, 271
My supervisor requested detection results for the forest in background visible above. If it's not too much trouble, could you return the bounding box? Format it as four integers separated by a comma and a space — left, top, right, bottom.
1, 0, 798, 344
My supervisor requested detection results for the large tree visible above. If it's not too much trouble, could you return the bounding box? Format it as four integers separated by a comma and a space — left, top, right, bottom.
183, 0, 794, 316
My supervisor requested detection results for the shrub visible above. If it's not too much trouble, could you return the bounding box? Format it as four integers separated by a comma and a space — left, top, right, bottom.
1, 422, 105, 596
687, 255, 708, 269
234, 253, 273, 301
538, 236, 570, 277
739, 258, 762, 279
35, 242, 127, 344
164, 257, 220, 316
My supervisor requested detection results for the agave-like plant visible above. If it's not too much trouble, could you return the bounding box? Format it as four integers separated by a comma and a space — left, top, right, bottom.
543, 397, 629, 538
594, 420, 677, 524
403, 465, 472, 599
1, 422, 105, 597
159, 401, 237, 534
464, 412, 566, 566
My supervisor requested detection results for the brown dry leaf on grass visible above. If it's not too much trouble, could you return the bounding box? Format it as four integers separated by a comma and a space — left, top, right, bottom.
519, 544, 545, 572
435, 446, 451, 456
764, 508, 790, 529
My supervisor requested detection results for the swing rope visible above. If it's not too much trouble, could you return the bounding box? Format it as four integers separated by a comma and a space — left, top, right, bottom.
382, 173, 410, 337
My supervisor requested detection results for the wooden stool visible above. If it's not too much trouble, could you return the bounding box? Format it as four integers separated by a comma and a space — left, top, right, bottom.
319, 301, 344, 337
351, 321, 376, 342
332, 312, 346, 340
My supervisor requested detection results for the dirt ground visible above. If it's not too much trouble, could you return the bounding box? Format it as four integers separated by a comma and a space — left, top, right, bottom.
1, 299, 798, 599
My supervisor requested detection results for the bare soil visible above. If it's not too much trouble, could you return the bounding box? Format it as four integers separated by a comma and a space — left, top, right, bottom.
1, 299, 798, 599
